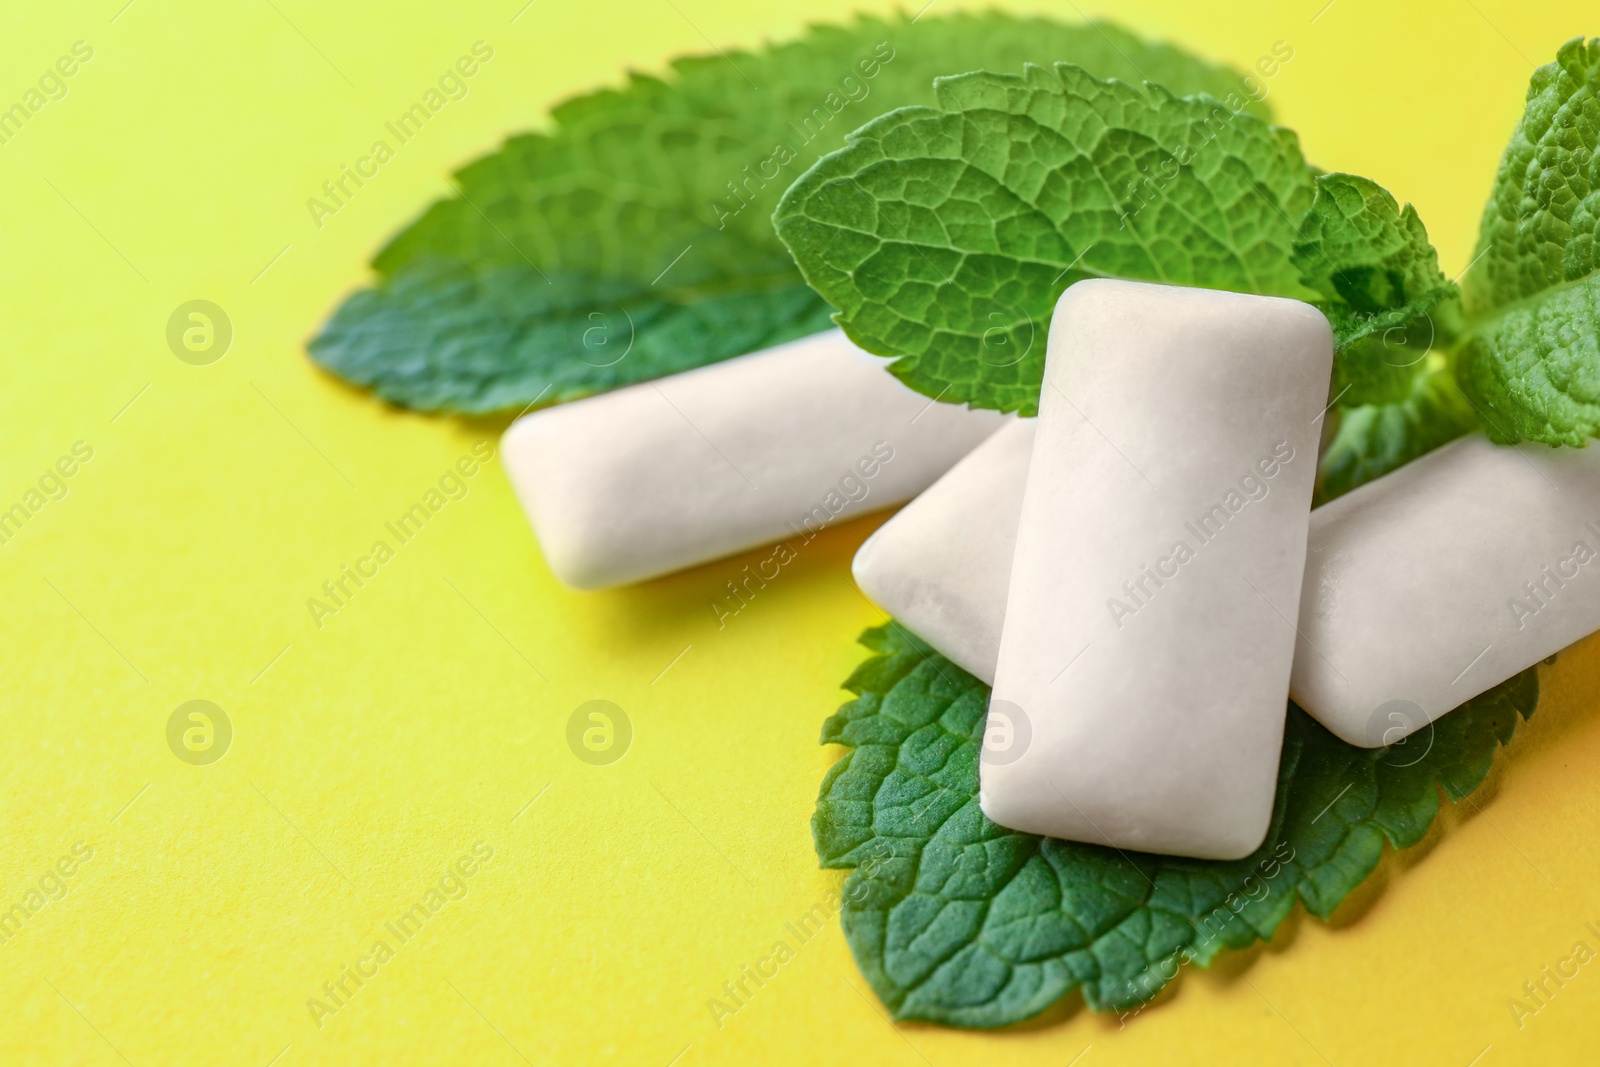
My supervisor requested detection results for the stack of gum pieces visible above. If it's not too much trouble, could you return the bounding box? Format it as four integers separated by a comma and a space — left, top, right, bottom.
500, 278, 1600, 861
857, 280, 1600, 859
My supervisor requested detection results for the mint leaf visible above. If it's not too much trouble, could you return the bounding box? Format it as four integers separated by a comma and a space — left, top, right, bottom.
311, 262, 833, 411
1458, 274, 1600, 445
1315, 354, 1480, 505
311, 15, 1266, 412
815, 623, 1536, 1026
1292, 173, 1460, 406
1458, 38, 1600, 445
774, 62, 1316, 414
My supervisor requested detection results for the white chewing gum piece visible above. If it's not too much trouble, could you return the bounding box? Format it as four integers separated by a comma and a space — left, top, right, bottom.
852, 418, 1034, 681
983, 280, 1332, 860
500, 329, 1006, 589
1292, 433, 1600, 746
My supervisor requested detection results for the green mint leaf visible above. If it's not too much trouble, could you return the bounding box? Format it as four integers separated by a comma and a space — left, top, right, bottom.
1458, 38, 1600, 445
310, 262, 833, 411
1315, 354, 1480, 505
1458, 274, 1600, 445
815, 623, 1536, 1026
1292, 173, 1461, 407
774, 62, 1316, 414
311, 14, 1266, 412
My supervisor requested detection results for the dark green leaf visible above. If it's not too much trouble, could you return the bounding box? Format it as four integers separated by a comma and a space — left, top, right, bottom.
815, 623, 1537, 1026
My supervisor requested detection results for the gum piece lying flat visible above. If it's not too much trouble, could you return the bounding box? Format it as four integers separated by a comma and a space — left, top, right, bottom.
852, 419, 1033, 681
1292, 433, 1600, 746
500, 329, 1005, 589
984, 280, 1332, 860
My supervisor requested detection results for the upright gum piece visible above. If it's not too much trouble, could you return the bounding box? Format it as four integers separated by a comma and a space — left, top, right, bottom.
983, 280, 1332, 860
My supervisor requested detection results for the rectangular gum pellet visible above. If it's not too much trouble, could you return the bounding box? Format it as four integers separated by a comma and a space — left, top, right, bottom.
983, 280, 1332, 860
500, 329, 1006, 589
1291, 433, 1600, 746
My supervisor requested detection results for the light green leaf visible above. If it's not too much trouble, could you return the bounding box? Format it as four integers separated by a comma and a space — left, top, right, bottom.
311, 15, 1268, 412
1459, 273, 1600, 444
1459, 37, 1600, 444
775, 62, 1316, 414
815, 623, 1537, 1026
1292, 173, 1461, 406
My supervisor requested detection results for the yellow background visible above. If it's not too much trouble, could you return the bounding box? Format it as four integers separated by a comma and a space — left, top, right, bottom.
2, 0, 1598, 1063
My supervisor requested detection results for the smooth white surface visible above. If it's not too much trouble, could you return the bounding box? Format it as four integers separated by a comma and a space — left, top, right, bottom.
984, 280, 1332, 860
1293, 433, 1600, 745
852, 419, 1032, 682
499, 329, 1006, 589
